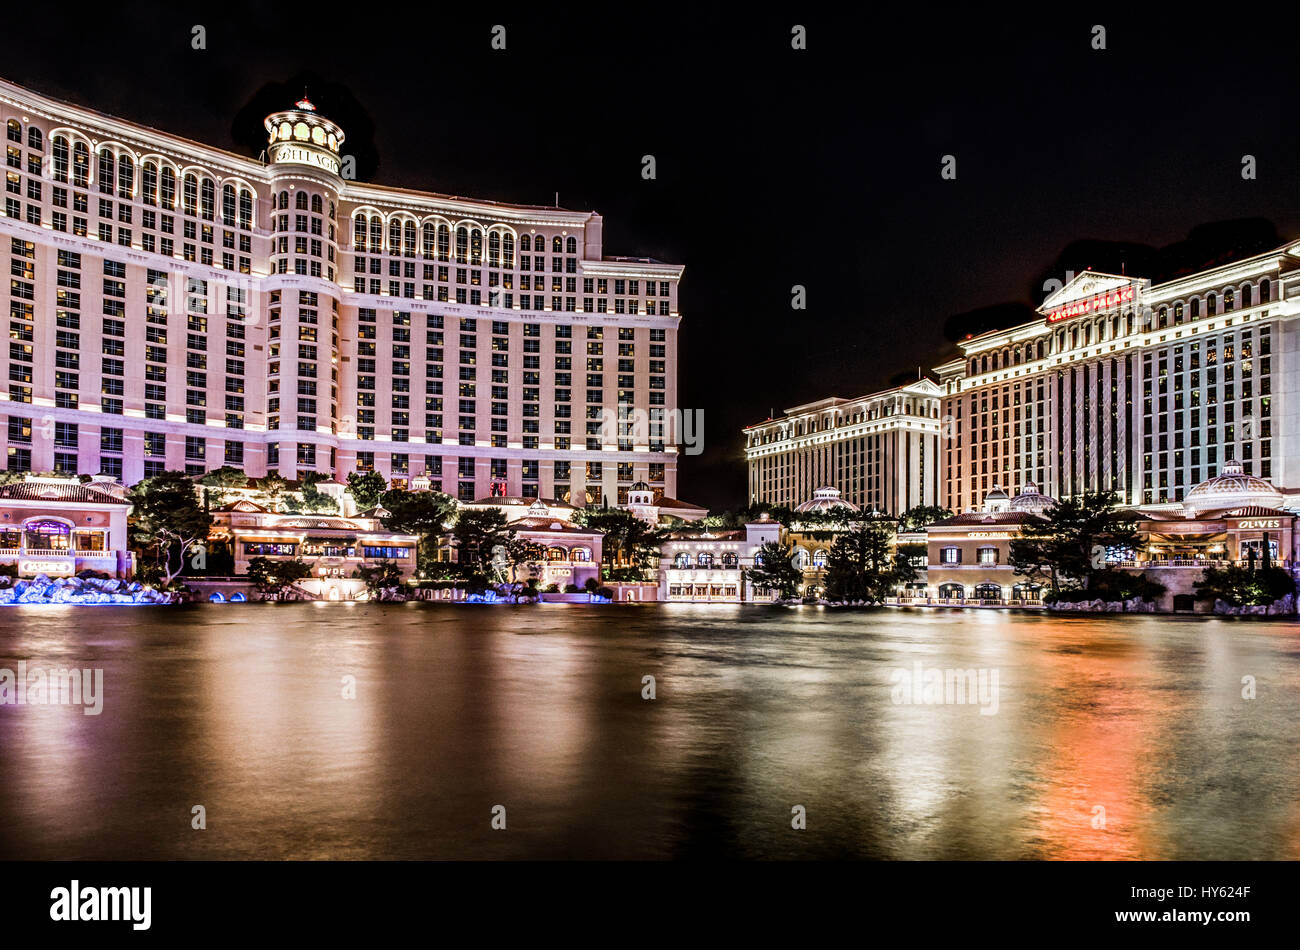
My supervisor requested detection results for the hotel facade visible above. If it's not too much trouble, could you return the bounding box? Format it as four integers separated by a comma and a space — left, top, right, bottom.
0, 78, 683, 507
742, 379, 943, 516
745, 249, 1300, 518
936, 258, 1300, 514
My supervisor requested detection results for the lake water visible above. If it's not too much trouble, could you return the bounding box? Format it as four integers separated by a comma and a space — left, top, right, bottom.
1, 603, 1298, 860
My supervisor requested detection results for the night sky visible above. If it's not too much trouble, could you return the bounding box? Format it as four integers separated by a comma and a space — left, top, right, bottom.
8, 5, 1299, 510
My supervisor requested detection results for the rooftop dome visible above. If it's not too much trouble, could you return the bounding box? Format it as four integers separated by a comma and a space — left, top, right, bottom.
1009, 481, 1056, 514
629, 481, 650, 492
794, 486, 860, 514
1183, 460, 1282, 517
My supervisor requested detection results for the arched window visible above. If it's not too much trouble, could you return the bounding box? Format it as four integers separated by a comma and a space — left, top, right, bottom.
370, 218, 382, 254
27, 126, 42, 150
502, 233, 515, 268
1206, 292, 1217, 315
200, 178, 215, 220
1240, 284, 1252, 307
673, 552, 691, 569
552, 235, 562, 253
5, 119, 20, 142
311, 194, 322, 214
141, 162, 157, 205
520, 234, 531, 252
239, 189, 253, 229
422, 223, 435, 259
221, 184, 236, 226
159, 164, 175, 205
455, 227, 468, 264
566, 236, 577, 254
354, 215, 367, 250
488, 231, 501, 267
328, 201, 335, 220
570, 546, 591, 562
812, 549, 828, 569
1190, 297, 1200, 318
697, 552, 714, 568
295, 190, 308, 210
721, 552, 738, 569
183, 174, 198, 215
437, 224, 450, 261
1261, 279, 1271, 303
470, 228, 483, 265
388, 220, 401, 253
98, 149, 114, 194
52, 137, 69, 183
1223, 287, 1235, 311
404, 221, 417, 256
547, 546, 568, 562
116, 154, 133, 198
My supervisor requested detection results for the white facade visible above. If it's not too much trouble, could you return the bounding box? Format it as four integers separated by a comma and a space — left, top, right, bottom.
939, 256, 1300, 513
0, 78, 683, 508
744, 380, 943, 516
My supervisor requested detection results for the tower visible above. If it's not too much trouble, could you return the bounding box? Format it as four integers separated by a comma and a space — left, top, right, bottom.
262, 96, 348, 480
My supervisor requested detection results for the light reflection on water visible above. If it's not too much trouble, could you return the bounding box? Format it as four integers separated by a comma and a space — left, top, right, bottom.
1, 603, 1297, 860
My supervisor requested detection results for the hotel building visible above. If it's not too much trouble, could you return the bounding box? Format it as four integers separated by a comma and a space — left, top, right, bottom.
937, 255, 1300, 513
742, 379, 943, 515
0, 78, 683, 508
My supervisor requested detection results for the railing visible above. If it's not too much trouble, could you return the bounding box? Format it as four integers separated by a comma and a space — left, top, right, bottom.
889, 595, 1044, 608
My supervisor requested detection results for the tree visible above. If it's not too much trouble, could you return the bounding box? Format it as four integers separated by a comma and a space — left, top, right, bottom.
1009, 491, 1138, 594
354, 559, 405, 598
1195, 565, 1294, 607
823, 520, 907, 604
898, 504, 953, 533
380, 488, 457, 566
246, 556, 312, 597
346, 470, 388, 510
503, 535, 547, 582
129, 471, 213, 587
744, 540, 804, 600
257, 473, 289, 509
452, 508, 510, 580
199, 466, 250, 507
572, 508, 668, 581
283, 471, 338, 514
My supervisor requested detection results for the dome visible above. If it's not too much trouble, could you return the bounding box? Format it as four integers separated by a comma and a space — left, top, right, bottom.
794, 486, 860, 514
1182, 460, 1282, 517
629, 481, 650, 492
1010, 481, 1056, 514
984, 486, 1008, 501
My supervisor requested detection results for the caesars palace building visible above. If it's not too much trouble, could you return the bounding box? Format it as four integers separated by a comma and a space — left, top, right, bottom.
747, 248, 1300, 515
0, 77, 683, 505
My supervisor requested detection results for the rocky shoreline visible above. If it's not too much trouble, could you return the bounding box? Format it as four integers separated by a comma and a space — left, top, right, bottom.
0, 574, 173, 605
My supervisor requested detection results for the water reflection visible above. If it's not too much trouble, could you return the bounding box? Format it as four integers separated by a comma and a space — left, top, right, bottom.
0, 604, 1297, 859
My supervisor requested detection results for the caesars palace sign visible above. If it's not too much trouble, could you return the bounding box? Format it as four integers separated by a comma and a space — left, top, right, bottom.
1045, 285, 1136, 324
270, 143, 341, 176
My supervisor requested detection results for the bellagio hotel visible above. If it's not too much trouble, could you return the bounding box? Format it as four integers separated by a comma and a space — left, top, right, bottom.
0, 77, 684, 505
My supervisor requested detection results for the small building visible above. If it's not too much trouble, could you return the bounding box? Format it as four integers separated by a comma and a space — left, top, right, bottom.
623, 482, 709, 525
504, 500, 603, 589
0, 475, 135, 578
659, 516, 782, 603
208, 499, 418, 600
924, 484, 1051, 604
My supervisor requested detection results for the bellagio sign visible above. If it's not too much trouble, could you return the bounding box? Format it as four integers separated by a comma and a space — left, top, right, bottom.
1046, 285, 1136, 324
270, 143, 340, 176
